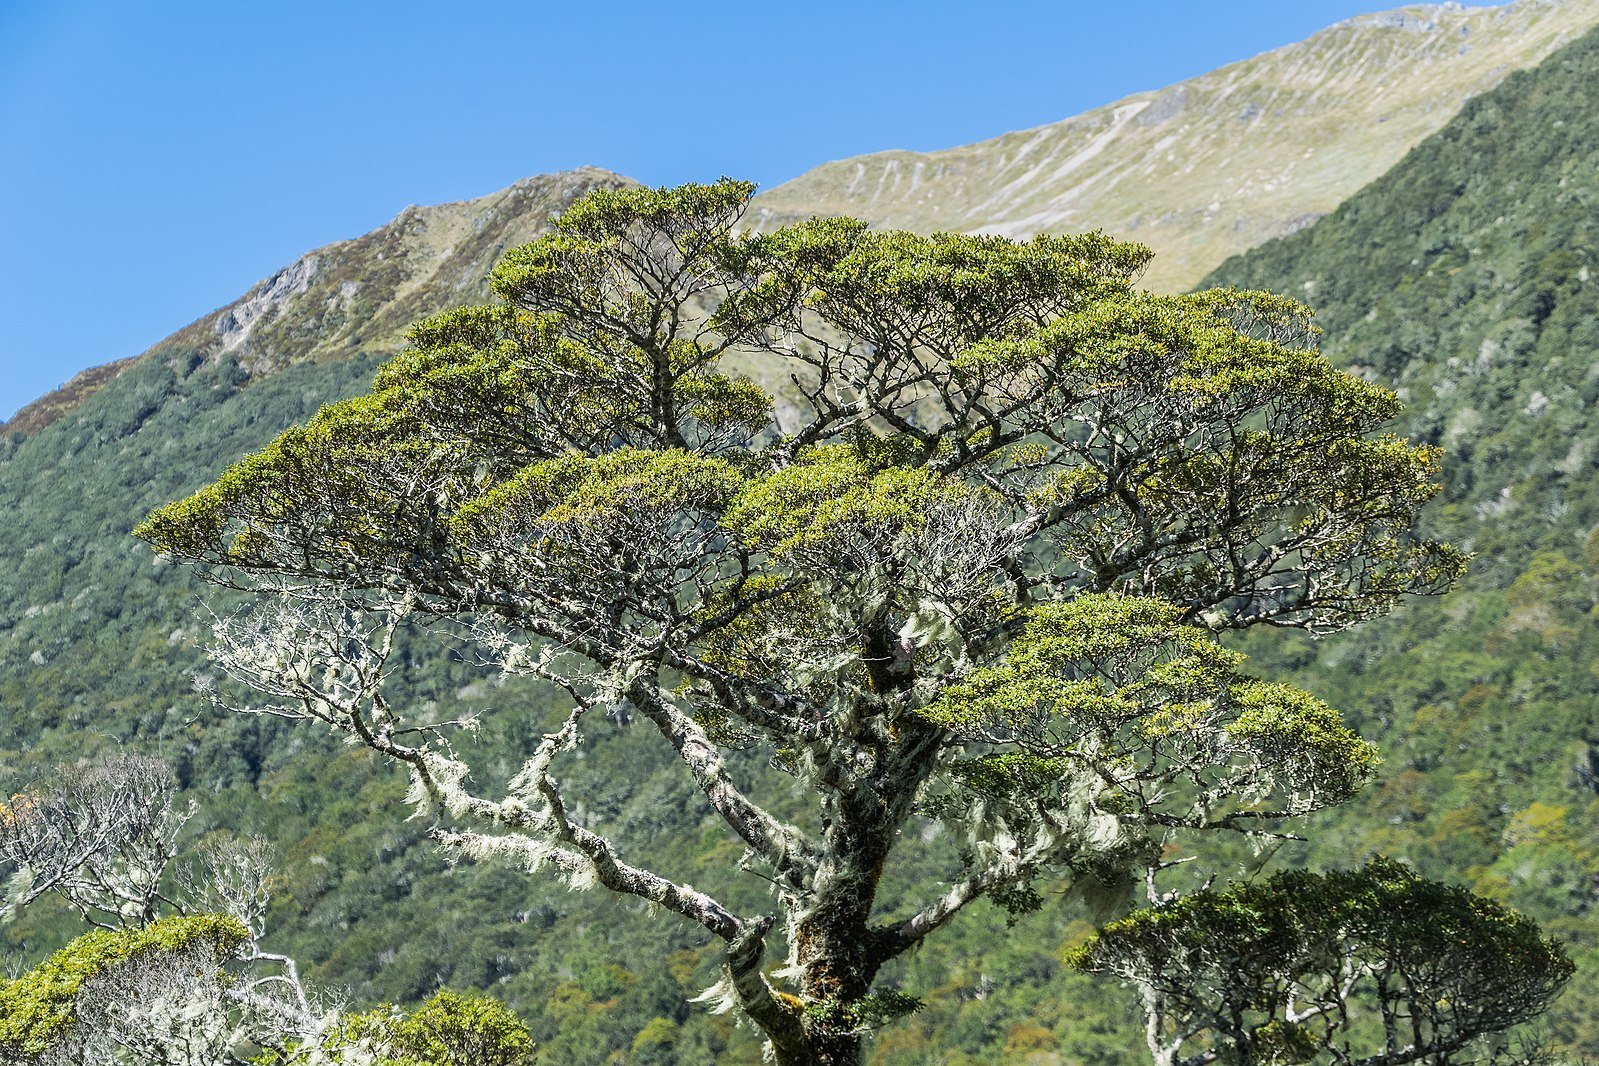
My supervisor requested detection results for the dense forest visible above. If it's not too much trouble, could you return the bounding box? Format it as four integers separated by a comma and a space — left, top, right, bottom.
1, 20, 1598, 1065
1207, 25, 1599, 1054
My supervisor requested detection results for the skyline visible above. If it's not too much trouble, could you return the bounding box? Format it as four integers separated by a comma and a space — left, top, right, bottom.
0, 0, 1506, 421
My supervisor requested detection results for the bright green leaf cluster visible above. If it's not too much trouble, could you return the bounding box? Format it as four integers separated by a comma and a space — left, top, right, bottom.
457, 448, 743, 542
133, 389, 440, 566
726, 445, 972, 557
307, 989, 536, 1066
921, 594, 1378, 812
0, 914, 247, 1059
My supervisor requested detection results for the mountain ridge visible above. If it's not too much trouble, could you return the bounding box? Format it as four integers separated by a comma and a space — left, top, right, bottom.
752, 0, 1599, 290
11, 1, 1597, 440
3, 166, 635, 437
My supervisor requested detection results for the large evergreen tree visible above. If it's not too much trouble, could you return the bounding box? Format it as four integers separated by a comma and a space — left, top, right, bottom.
139, 179, 1472, 1064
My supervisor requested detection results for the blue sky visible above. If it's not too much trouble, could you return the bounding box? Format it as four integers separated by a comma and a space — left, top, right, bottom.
0, 0, 1502, 421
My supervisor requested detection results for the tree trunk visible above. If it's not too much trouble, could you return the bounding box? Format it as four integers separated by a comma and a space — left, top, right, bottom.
764, 625, 944, 1066
774, 1030, 864, 1066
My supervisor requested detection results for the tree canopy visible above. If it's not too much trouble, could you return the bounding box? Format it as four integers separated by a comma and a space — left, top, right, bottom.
138, 178, 1475, 1064
1071, 858, 1572, 1065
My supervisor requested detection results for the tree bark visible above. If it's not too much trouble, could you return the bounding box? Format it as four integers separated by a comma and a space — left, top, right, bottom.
774, 1031, 865, 1066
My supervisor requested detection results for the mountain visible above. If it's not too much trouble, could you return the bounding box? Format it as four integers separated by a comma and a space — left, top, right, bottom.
15, 2, 1593, 442
2, 167, 633, 438
752, 0, 1599, 292
1203, 23, 1599, 1051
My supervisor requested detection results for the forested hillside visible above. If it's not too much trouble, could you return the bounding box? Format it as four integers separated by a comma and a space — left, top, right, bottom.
3, 16, 1599, 1066
1206, 23, 1599, 1053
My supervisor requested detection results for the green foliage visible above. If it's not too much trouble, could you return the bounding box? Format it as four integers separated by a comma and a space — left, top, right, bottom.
725, 446, 967, 557
1070, 859, 1572, 1063
311, 989, 536, 1066
0, 914, 246, 1058
1205, 22, 1599, 1052
459, 448, 744, 541
922, 594, 1379, 818
730, 223, 1153, 346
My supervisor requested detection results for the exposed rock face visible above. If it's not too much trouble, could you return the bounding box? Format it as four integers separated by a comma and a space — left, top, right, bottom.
214, 256, 320, 357
750, 0, 1599, 292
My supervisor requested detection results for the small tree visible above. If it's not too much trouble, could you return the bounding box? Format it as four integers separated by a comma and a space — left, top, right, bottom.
1069, 859, 1573, 1066
0, 913, 249, 1065
0, 759, 323, 1061
0, 756, 187, 928
138, 179, 1468, 1064
311, 990, 536, 1066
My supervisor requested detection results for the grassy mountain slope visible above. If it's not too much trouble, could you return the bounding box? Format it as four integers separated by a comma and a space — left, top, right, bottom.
752, 0, 1599, 292
1204, 24, 1599, 1052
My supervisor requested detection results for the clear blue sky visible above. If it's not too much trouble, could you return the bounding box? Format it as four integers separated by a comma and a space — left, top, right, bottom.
0, 0, 1501, 421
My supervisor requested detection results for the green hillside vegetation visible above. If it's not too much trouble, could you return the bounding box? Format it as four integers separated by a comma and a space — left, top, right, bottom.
2, 16, 1599, 1065
1205, 22, 1599, 1054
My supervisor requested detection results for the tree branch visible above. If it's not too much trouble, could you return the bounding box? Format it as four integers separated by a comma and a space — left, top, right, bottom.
876, 862, 1023, 960
626, 676, 822, 889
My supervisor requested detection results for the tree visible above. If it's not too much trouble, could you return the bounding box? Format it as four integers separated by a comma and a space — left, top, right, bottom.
1069, 859, 1573, 1066
0, 757, 535, 1065
0, 916, 535, 1066
0, 757, 327, 1050
0, 758, 322, 1063
0, 755, 187, 928
137, 178, 1468, 1065
310, 990, 537, 1066
0, 913, 249, 1065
